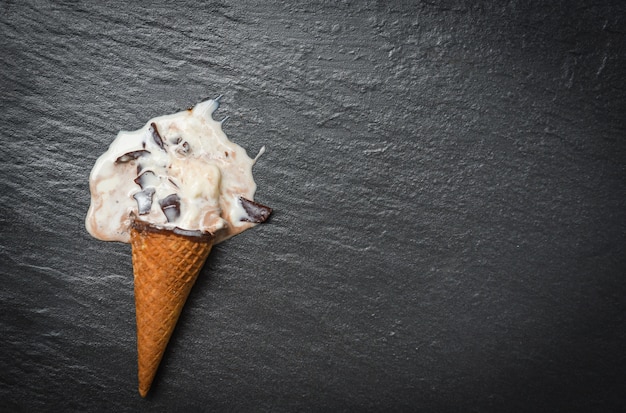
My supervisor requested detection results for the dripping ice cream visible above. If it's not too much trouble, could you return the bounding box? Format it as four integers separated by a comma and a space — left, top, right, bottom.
86, 98, 271, 244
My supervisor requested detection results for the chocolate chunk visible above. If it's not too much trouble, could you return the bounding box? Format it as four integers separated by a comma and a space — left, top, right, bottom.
133, 188, 155, 215
176, 141, 190, 155
135, 171, 159, 189
167, 178, 180, 189
134, 170, 158, 189
159, 194, 180, 222
239, 197, 272, 223
115, 150, 150, 163
149, 122, 165, 150
172, 227, 211, 238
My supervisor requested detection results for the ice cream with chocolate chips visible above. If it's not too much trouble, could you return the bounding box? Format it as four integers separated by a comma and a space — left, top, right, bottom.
86, 98, 271, 244
85, 98, 271, 397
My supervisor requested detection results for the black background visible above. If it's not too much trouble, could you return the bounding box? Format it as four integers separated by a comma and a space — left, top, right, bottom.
1, 1, 625, 411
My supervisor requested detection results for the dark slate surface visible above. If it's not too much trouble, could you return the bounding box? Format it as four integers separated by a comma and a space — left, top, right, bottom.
1, 1, 625, 411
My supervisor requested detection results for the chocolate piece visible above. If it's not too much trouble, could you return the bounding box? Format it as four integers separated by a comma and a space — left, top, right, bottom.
167, 178, 180, 189
239, 197, 272, 223
171, 227, 212, 238
149, 122, 165, 150
133, 188, 155, 215
134, 170, 158, 189
116, 150, 150, 163
159, 194, 180, 222
176, 141, 190, 155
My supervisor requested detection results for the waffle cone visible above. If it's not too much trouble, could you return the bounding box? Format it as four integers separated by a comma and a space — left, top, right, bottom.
129, 219, 214, 397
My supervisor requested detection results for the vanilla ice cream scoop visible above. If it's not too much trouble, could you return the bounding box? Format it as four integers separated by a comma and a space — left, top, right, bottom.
85, 98, 271, 244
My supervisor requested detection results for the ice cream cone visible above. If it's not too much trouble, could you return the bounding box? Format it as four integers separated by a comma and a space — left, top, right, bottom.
129, 218, 214, 397
85, 99, 273, 396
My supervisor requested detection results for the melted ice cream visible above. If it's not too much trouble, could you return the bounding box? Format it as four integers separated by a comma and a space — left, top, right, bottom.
85, 99, 270, 244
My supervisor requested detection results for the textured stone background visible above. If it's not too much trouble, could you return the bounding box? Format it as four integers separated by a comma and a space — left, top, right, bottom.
1, 1, 625, 411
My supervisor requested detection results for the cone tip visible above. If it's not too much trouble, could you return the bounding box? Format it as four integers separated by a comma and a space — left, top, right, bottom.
139, 386, 149, 398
